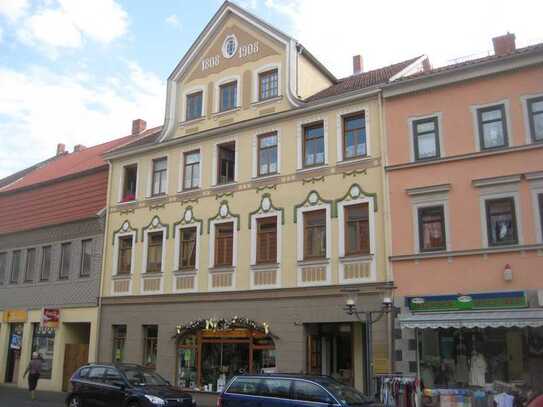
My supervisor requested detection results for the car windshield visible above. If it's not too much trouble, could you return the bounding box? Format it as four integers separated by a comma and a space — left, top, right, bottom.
121, 367, 169, 386
325, 382, 372, 405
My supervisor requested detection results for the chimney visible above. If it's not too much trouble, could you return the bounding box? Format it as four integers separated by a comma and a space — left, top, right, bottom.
353, 55, 363, 74
132, 118, 147, 136
492, 33, 516, 56
56, 143, 66, 156
74, 144, 86, 153
422, 57, 432, 73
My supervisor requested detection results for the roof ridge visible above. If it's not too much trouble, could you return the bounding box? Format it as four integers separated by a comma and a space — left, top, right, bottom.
337, 55, 424, 82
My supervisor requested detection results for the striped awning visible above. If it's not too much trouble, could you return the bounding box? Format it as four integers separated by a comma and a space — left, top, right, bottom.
399, 308, 543, 329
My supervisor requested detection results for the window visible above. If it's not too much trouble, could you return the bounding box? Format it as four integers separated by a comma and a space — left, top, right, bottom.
112, 325, 127, 362
88, 367, 106, 382
215, 222, 234, 267
256, 217, 277, 264
24, 248, 36, 282
104, 368, 124, 387
151, 158, 167, 196
477, 105, 508, 149
527, 96, 543, 142
31, 324, 55, 379
146, 231, 163, 273
227, 377, 261, 396
59, 242, 71, 279
292, 380, 333, 404
40, 246, 51, 281
418, 206, 446, 251
304, 210, 326, 259
259, 378, 291, 399
142, 325, 158, 370
121, 164, 137, 202
179, 227, 197, 270
219, 81, 237, 112
303, 122, 325, 167
10, 250, 21, 283
259, 69, 278, 101
345, 203, 370, 255
258, 133, 278, 176
186, 91, 203, 121
413, 117, 439, 160
539, 194, 543, 239
486, 197, 518, 246
0, 252, 7, 284
217, 142, 235, 184
80, 239, 92, 277
117, 236, 133, 274
343, 113, 367, 160
183, 151, 200, 190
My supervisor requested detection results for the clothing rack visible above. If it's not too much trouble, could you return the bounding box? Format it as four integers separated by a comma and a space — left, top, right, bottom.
375, 374, 421, 407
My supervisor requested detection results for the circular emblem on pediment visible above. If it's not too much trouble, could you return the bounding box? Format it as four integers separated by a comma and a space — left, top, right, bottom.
262, 197, 271, 212
184, 209, 193, 223
350, 185, 361, 198
152, 217, 159, 227
220, 204, 229, 217
222, 34, 238, 59
122, 222, 129, 231
308, 192, 319, 205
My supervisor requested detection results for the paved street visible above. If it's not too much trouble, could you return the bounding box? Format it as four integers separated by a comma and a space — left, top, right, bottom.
0, 385, 65, 407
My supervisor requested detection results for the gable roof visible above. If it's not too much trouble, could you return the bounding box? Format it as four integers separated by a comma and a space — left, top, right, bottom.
305, 56, 422, 102
0, 135, 134, 194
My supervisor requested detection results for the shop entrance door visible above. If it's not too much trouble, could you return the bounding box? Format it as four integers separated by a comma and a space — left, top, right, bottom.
506, 330, 523, 380
5, 323, 24, 383
63, 344, 89, 391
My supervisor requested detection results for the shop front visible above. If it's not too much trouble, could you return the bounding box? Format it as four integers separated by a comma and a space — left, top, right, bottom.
397, 291, 543, 406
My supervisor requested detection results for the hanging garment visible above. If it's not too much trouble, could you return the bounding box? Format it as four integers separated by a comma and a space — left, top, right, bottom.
456, 354, 469, 384
469, 353, 487, 386
495, 393, 514, 407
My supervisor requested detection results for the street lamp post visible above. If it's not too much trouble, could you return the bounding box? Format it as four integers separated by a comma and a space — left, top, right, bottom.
343, 294, 394, 398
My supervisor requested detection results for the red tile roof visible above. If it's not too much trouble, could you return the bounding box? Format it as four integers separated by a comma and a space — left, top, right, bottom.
306, 56, 422, 102
0, 135, 134, 193
106, 126, 163, 153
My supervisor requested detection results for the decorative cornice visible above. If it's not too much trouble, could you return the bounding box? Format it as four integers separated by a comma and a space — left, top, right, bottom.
342, 168, 367, 178
406, 183, 451, 196
112, 220, 138, 245
142, 215, 170, 239
335, 183, 378, 212
173, 206, 204, 235
472, 175, 521, 188
207, 200, 241, 233
293, 190, 336, 223
248, 193, 285, 228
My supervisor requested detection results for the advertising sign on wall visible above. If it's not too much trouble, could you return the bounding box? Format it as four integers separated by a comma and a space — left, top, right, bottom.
42, 308, 60, 328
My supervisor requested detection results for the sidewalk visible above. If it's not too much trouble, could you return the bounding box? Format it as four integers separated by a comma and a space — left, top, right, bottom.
0, 385, 65, 407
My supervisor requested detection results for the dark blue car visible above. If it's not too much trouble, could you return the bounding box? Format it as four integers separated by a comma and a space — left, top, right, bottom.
66, 363, 195, 407
217, 374, 377, 407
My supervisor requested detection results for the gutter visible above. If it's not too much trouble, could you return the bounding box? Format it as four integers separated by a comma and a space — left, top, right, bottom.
105, 86, 383, 161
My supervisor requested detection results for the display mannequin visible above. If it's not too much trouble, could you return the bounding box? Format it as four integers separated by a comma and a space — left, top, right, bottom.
469, 348, 487, 386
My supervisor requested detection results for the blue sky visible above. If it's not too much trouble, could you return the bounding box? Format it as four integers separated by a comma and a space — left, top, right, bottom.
1, 0, 542, 177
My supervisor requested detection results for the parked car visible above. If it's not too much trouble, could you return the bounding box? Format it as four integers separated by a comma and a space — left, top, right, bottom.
66, 363, 195, 407
218, 374, 377, 407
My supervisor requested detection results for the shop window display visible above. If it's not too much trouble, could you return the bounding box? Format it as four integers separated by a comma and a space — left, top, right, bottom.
31, 324, 55, 379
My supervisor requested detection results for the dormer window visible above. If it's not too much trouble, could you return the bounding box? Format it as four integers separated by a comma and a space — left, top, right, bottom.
219, 81, 237, 112
186, 91, 203, 121
121, 164, 137, 202
259, 69, 278, 101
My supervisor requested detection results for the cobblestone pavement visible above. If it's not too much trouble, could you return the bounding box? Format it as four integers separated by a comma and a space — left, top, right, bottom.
0, 385, 66, 407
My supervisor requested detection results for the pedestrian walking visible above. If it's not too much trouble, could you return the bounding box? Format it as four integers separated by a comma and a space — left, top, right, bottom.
23, 352, 43, 401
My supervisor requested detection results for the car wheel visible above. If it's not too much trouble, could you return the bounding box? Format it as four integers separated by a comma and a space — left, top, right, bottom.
68, 396, 81, 407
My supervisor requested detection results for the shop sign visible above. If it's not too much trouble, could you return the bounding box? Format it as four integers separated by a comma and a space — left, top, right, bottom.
42, 308, 60, 328
407, 291, 527, 312
3, 309, 27, 323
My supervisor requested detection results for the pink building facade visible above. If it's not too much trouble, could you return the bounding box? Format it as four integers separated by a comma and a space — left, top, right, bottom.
384, 35, 543, 388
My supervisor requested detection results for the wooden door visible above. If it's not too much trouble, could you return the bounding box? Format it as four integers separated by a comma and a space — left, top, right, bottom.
307, 335, 322, 375
63, 344, 89, 392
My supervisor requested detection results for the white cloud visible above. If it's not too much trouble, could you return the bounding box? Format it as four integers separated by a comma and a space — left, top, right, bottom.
0, 62, 165, 178
165, 14, 181, 28
0, 0, 29, 21
266, 0, 543, 78
17, 0, 128, 51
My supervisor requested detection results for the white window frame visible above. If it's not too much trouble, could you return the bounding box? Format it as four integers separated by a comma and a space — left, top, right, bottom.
252, 127, 281, 178
521, 92, 543, 144
297, 116, 328, 170
410, 192, 451, 254
181, 85, 206, 123
470, 99, 512, 151
336, 105, 371, 162
212, 137, 239, 186
532, 190, 543, 244
111, 230, 136, 296
147, 154, 169, 198
179, 147, 203, 192
208, 217, 238, 292
479, 189, 523, 248
407, 112, 444, 162
250, 212, 282, 290
214, 75, 241, 114
173, 223, 201, 273
252, 63, 281, 103
141, 226, 167, 275
117, 160, 140, 203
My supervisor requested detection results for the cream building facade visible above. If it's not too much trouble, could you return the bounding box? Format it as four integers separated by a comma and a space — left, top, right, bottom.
99, 1, 424, 398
